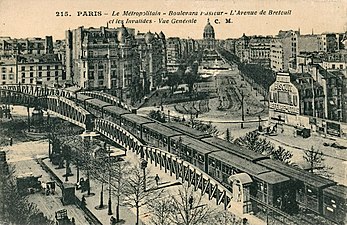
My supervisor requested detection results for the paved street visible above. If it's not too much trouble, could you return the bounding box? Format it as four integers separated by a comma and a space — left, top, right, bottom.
2, 141, 89, 224
261, 125, 347, 186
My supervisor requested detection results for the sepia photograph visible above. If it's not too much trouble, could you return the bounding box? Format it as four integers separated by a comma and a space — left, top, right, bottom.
0, 0, 346, 224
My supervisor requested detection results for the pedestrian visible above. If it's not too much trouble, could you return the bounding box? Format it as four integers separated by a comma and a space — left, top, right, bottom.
50, 182, 56, 194
155, 174, 160, 186
71, 217, 75, 225
41, 181, 46, 194
9, 137, 12, 146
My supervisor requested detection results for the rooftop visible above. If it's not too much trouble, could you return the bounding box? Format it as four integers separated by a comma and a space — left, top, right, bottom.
258, 159, 335, 188
171, 135, 221, 154
143, 122, 181, 137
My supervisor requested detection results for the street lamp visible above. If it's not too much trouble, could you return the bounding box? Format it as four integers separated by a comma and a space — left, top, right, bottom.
107, 145, 113, 215
241, 90, 245, 129
140, 159, 148, 191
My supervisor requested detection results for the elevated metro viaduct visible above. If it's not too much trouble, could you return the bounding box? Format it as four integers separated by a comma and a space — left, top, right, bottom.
0, 84, 243, 218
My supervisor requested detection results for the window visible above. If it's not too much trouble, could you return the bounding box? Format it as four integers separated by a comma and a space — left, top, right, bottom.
30, 66, 34, 71
55, 65, 59, 70
38, 66, 42, 70
38, 72, 42, 77
30, 72, 33, 77
9, 74, 14, 80
21, 66, 25, 71
98, 71, 104, 79
21, 79, 25, 83
2, 74, 6, 80
30, 79, 33, 84
55, 71, 59, 77
47, 77, 51, 81
22, 73, 25, 78
47, 71, 50, 77
88, 71, 94, 79
1, 67, 6, 73
47, 66, 50, 70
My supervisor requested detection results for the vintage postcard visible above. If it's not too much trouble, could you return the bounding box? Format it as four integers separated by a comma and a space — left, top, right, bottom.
0, 0, 346, 224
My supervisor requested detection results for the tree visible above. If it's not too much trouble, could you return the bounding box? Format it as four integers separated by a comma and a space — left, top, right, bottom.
184, 67, 200, 95
122, 165, 161, 225
148, 198, 174, 225
235, 131, 293, 164
167, 184, 215, 225
166, 73, 182, 94
210, 209, 244, 225
303, 146, 332, 178
0, 165, 54, 225
110, 158, 131, 222
270, 146, 293, 164
235, 131, 274, 154
225, 128, 232, 142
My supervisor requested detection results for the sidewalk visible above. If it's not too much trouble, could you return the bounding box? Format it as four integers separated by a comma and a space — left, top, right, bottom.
42, 145, 266, 225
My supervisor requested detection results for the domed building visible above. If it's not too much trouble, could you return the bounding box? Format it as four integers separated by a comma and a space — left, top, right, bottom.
202, 19, 216, 50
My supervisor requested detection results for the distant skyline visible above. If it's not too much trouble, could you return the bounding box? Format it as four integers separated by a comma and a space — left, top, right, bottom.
0, 0, 346, 41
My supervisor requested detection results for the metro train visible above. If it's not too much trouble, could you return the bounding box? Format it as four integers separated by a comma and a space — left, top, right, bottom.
74, 93, 346, 224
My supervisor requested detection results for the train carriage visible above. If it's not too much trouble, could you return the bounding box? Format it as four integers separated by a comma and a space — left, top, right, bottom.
322, 185, 347, 224
164, 122, 212, 139
202, 137, 269, 162
170, 135, 221, 172
208, 151, 270, 188
85, 98, 112, 118
209, 151, 292, 214
257, 159, 336, 215
142, 123, 181, 152
104, 105, 131, 125
120, 114, 154, 138
75, 93, 93, 107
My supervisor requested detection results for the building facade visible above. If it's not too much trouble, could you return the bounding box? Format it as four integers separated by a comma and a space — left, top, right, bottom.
166, 37, 182, 73
270, 30, 299, 72
136, 31, 166, 92
0, 36, 53, 56
248, 36, 272, 68
0, 54, 65, 85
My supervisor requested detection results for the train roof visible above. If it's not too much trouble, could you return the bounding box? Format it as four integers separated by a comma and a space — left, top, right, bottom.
203, 137, 269, 162
210, 151, 270, 176
143, 123, 181, 137
258, 159, 335, 188
86, 98, 112, 108
104, 105, 131, 116
257, 171, 290, 185
76, 93, 93, 101
323, 185, 347, 199
165, 122, 211, 139
171, 135, 221, 154
121, 114, 154, 125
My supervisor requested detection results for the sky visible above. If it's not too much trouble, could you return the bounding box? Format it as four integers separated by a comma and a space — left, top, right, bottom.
0, 0, 346, 41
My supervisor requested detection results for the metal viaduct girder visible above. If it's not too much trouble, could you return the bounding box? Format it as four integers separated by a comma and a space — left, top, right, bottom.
94, 118, 234, 211
41, 96, 93, 130
80, 91, 131, 110
0, 84, 74, 98
0, 87, 92, 130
